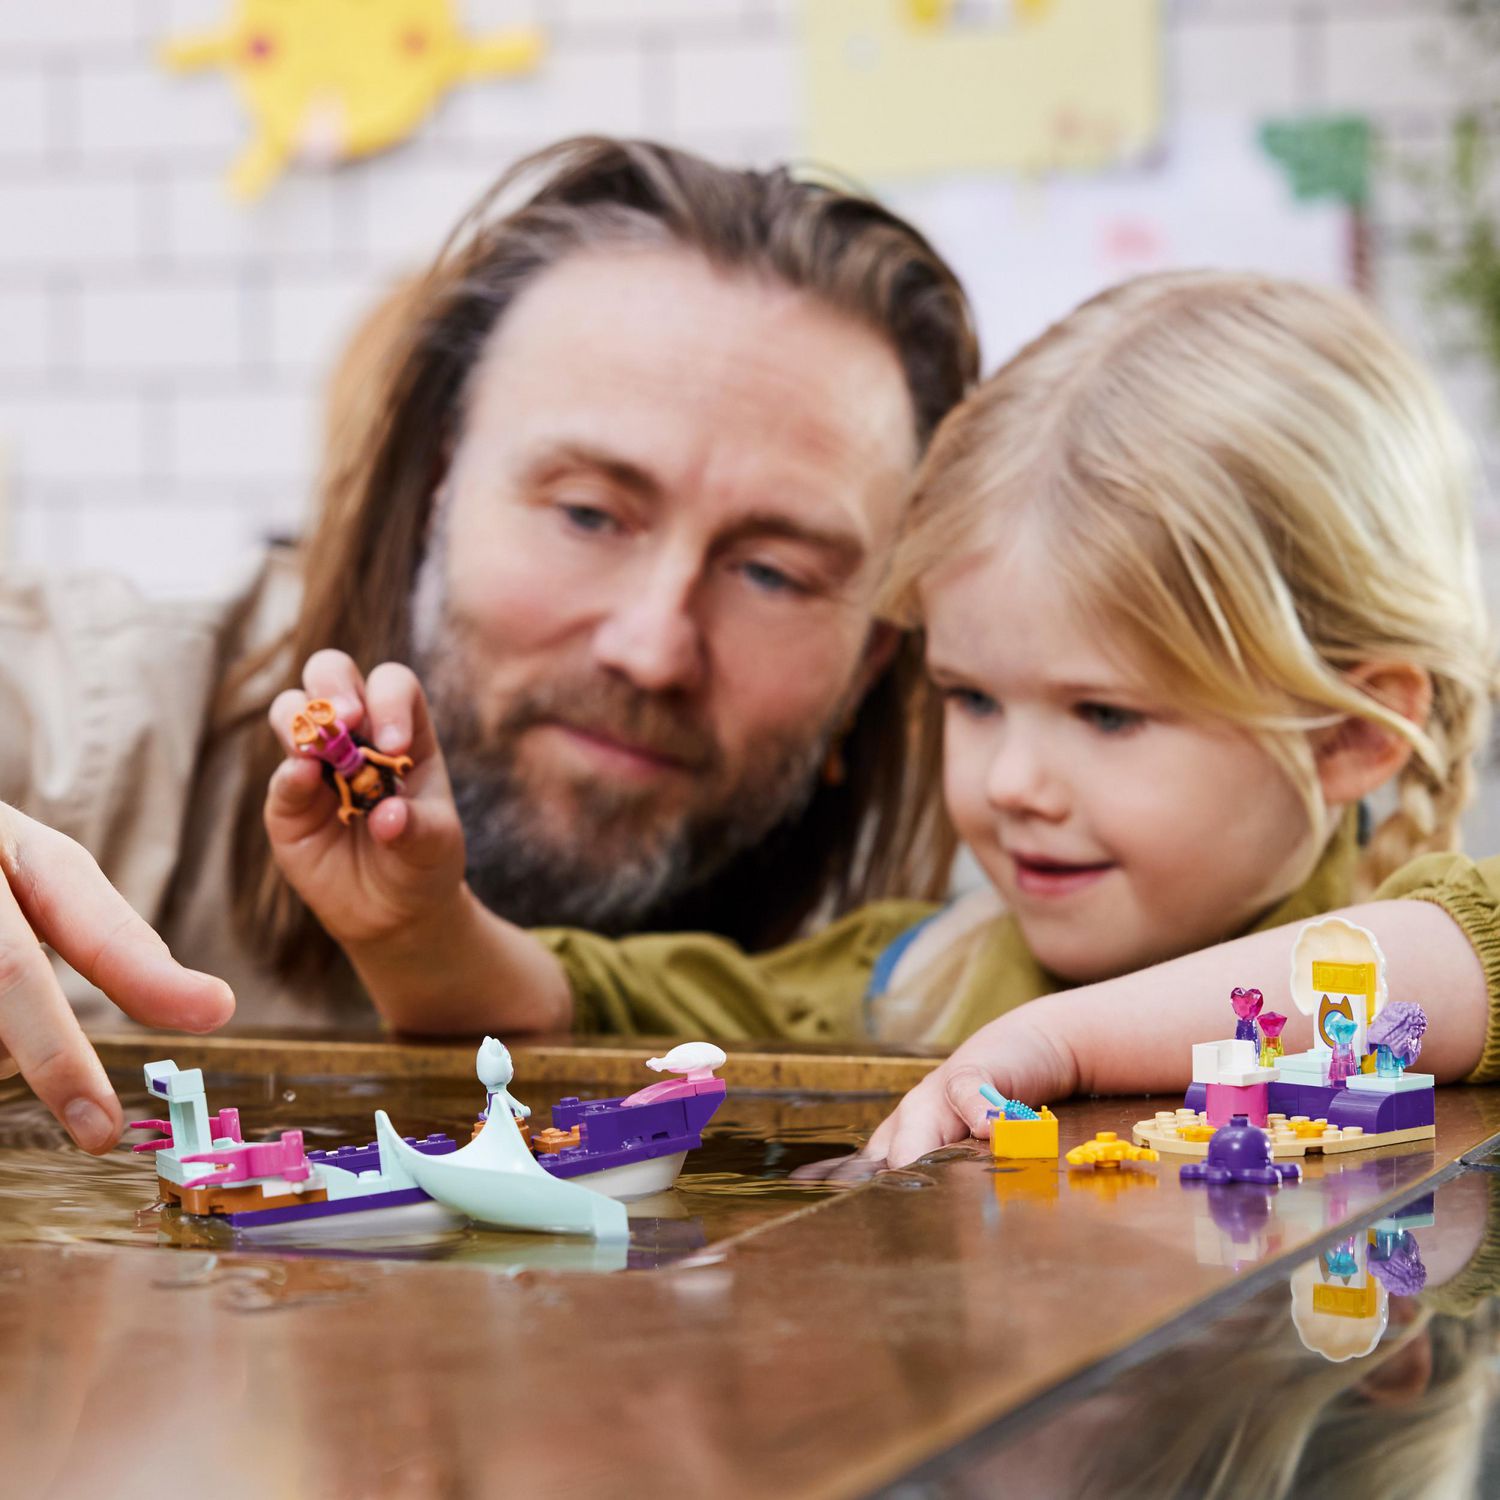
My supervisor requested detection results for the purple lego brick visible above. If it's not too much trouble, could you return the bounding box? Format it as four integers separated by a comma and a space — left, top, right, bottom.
540, 1087, 726, 1180
1186, 1078, 1434, 1137
304, 1133, 457, 1176
222, 1186, 433, 1229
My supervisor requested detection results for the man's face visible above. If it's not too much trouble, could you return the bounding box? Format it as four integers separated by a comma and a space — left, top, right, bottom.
411, 247, 917, 929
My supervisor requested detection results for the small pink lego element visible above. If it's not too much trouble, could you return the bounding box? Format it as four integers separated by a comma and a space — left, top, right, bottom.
1205, 1081, 1269, 1128
129, 1106, 243, 1153
1258, 1012, 1288, 1067
621, 1042, 727, 1108
129, 1117, 174, 1153
1231, 986, 1264, 1044
180, 1130, 311, 1185
621, 1076, 727, 1107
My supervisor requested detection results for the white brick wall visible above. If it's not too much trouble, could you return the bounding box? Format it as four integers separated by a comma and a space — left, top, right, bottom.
4, 0, 1485, 597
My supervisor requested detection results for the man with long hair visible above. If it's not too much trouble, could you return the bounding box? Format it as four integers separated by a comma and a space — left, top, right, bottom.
0, 136, 976, 1147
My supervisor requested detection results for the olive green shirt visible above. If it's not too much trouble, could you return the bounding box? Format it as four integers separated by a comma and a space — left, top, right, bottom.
541, 824, 1500, 1084
539, 815, 1362, 1049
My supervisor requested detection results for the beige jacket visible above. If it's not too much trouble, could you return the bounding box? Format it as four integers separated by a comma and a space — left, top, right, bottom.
0, 551, 369, 1031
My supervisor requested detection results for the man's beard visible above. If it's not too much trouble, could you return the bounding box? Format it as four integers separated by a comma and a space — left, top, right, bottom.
411, 566, 840, 933
433, 679, 832, 932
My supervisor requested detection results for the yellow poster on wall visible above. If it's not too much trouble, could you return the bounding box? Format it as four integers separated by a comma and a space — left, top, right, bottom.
162, 0, 544, 200
803, 0, 1163, 179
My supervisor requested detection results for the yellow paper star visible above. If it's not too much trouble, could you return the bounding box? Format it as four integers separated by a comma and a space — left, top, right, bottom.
162, 0, 545, 199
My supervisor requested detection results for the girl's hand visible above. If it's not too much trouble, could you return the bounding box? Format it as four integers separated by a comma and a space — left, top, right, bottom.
0, 801, 234, 1153
863, 1009, 1080, 1169
266, 651, 467, 951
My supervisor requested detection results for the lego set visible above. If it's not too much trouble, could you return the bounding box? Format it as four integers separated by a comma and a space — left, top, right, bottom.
1133, 916, 1435, 1160
130, 1039, 727, 1241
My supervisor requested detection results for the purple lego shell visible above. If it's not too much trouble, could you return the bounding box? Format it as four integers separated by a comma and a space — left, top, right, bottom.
1369, 1230, 1428, 1297
1367, 1001, 1428, 1067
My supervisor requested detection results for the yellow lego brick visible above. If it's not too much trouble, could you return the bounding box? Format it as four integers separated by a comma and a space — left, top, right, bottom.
1313, 1280, 1380, 1319
1065, 1130, 1159, 1169
990, 1107, 1060, 1159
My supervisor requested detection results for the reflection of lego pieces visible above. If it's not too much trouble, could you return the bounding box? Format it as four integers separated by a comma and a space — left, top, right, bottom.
990, 1106, 1059, 1159
1312, 1276, 1380, 1319
990, 1160, 1061, 1206
1065, 1131, 1158, 1169
1067, 1165, 1158, 1201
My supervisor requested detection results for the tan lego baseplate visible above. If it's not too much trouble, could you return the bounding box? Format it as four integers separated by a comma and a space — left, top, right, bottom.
1131, 1108, 1436, 1159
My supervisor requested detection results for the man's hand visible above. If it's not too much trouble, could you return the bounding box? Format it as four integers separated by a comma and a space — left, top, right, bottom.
266, 650, 469, 951
0, 802, 234, 1153
267, 650, 574, 1037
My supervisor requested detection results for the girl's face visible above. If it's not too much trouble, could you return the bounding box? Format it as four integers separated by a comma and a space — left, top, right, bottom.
925, 535, 1329, 984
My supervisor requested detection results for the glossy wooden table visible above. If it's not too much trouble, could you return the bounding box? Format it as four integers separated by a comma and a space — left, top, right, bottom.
4, 1039, 1499, 1500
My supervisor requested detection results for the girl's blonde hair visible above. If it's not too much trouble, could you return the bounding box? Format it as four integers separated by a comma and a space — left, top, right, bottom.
887, 270, 1497, 894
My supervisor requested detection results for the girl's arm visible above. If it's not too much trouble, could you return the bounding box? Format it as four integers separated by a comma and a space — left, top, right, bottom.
865, 899, 1489, 1168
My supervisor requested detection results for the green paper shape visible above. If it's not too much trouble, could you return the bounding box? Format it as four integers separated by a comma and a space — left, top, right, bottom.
1259, 116, 1371, 207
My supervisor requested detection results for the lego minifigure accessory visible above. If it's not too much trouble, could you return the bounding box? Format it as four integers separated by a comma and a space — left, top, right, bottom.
1257, 1011, 1288, 1067
290, 697, 414, 825
1366, 1001, 1427, 1076
1231, 986, 1264, 1043
1326, 1012, 1359, 1087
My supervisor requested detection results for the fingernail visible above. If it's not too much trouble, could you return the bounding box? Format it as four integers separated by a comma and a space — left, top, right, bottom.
376, 726, 404, 752
333, 696, 359, 719
64, 1098, 114, 1153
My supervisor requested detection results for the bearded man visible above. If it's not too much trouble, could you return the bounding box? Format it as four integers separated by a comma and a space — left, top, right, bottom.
0, 135, 976, 1147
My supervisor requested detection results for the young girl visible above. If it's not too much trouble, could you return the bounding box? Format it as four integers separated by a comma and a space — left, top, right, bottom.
266, 271, 1499, 1139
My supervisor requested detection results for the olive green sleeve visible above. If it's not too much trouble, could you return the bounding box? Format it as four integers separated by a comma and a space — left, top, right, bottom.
534, 900, 939, 1043
1419, 1172, 1500, 1318
1374, 851, 1500, 1084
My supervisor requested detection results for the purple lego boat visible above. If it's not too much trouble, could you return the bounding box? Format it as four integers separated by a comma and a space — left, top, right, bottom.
132, 1042, 728, 1239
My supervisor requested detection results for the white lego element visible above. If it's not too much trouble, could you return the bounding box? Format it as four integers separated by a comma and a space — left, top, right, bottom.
1290, 1256, 1386, 1362
1192, 1038, 1258, 1084
1277, 1048, 1331, 1078
477, 1037, 530, 1119
646, 1042, 728, 1074
1213, 1067, 1278, 1088
150, 1061, 212, 1157
1346, 1072, 1435, 1095
374, 1050, 627, 1240
1373, 1209, 1436, 1234
1290, 916, 1386, 1062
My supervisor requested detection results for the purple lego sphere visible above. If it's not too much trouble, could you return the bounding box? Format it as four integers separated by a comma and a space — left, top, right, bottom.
1180, 1114, 1302, 1187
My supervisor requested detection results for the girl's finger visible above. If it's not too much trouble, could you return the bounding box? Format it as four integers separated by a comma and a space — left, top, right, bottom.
886, 1099, 969, 1170
942, 1063, 1000, 1138
302, 649, 368, 728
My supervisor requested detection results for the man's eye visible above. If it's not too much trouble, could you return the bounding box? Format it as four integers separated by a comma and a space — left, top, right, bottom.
559, 503, 621, 536
943, 686, 997, 718
740, 560, 808, 597
1078, 702, 1144, 735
